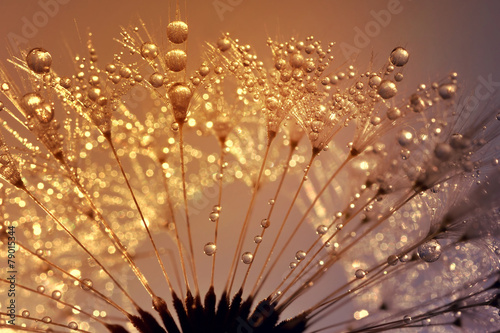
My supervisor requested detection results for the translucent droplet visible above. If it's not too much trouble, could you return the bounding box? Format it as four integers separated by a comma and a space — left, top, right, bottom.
119, 66, 132, 78
80, 278, 93, 291
386, 107, 402, 120
167, 21, 188, 44
434, 143, 453, 161
241, 252, 253, 264
316, 225, 327, 235
217, 37, 231, 52
368, 75, 382, 88
51, 290, 62, 300
26, 48, 52, 74
36, 249, 44, 256
403, 315, 412, 324
389, 47, 409, 67
438, 83, 457, 99
398, 130, 413, 147
171, 122, 180, 132
68, 321, 78, 330
21, 93, 43, 115
149, 73, 164, 88
165, 49, 188, 72
140, 42, 159, 60
387, 254, 399, 266
42, 316, 52, 323
268, 199, 275, 205
209, 212, 219, 222
290, 53, 305, 68
394, 72, 404, 82
378, 80, 397, 99
168, 83, 192, 123
213, 205, 221, 212
260, 218, 270, 228
22, 310, 30, 318
204, 242, 216, 256
496, 113, 500, 121
355, 269, 367, 279
289, 262, 297, 269
399, 254, 411, 262
418, 239, 442, 262
295, 250, 306, 261
35, 102, 54, 123
37, 285, 45, 293
254, 236, 262, 244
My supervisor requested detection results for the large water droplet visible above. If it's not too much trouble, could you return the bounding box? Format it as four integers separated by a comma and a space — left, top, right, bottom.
140, 42, 159, 60
241, 252, 253, 264
254, 236, 262, 244
378, 80, 397, 99
165, 49, 187, 72
355, 269, 367, 279
316, 225, 327, 235
37, 285, 45, 293
21, 93, 43, 115
204, 242, 216, 256
26, 48, 52, 74
35, 102, 54, 123
168, 83, 192, 123
387, 254, 399, 266
417, 239, 442, 262
68, 321, 78, 330
22, 310, 30, 318
42, 316, 52, 323
167, 21, 188, 44
389, 47, 409, 67
260, 218, 270, 228
149, 73, 164, 88
51, 290, 62, 300
295, 250, 306, 261
438, 83, 457, 99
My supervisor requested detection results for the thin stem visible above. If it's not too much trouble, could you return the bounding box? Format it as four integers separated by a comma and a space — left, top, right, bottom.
107, 135, 172, 294
178, 124, 200, 295
226, 140, 273, 294
210, 142, 226, 287
242, 145, 295, 292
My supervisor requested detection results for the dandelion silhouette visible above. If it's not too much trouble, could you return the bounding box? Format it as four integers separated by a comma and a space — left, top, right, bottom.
0, 8, 499, 333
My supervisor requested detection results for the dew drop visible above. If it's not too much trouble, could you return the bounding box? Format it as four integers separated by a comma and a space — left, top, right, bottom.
36, 249, 44, 256
434, 143, 453, 161
42, 316, 52, 323
399, 254, 411, 262
149, 73, 164, 88
168, 83, 192, 123
165, 49, 188, 72
386, 107, 402, 120
355, 269, 367, 279
387, 254, 399, 266
398, 130, 413, 147
295, 250, 306, 261
37, 285, 45, 293
21, 93, 43, 115
418, 239, 442, 262
389, 47, 409, 67
268, 199, 275, 205
241, 252, 253, 264
208, 212, 219, 222
35, 102, 54, 123
394, 72, 404, 82
378, 80, 397, 99
22, 310, 30, 318
204, 242, 216, 256
51, 290, 62, 300
289, 262, 297, 269
80, 278, 93, 291
368, 75, 382, 88
140, 42, 159, 60
316, 225, 327, 235
438, 83, 457, 99
403, 315, 412, 324
254, 236, 262, 244
496, 113, 500, 121
68, 321, 78, 330
260, 218, 270, 228
217, 37, 231, 52
26, 48, 52, 74
167, 21, 188, 44
171, 122, 180, 132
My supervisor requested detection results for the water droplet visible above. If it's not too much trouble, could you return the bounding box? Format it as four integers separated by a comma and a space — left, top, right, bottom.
119, 66, 132, 78
389, 47, 409, 67
438, 83, 457, 99
496, 113, 500, 121
290, 53, 305, 68
204, 242, 216, 256
336, 223, 344, 230
268, 199, 275, 205
168, 83, 192, 123
403, 315, 412, 324
295, 250, 306, 261
394, 72, 404, 82
241, 252, 253, 264
386, 107, 402, 120
316, 225, 327, 235
260, 218, 270, 228
171, 122, 180, 132
21, 92, 43, 115
22, 310, 30, 318
209, 212, 219, 222
434, 143, 453, 161
80, 278, 93, 291
51, 290, 62, 300
354, 269, 367, 279
368, 75, 382, 88
26, 48, 52, 74
165, 49, 188, 72
399, 254, 411, 262
254, 236, 262, 244
37, 285, 45, 293
167, 21, 188, 44
398, 130, 413, 147
140, 42, 159, 60
149, 73, 164, 88
35, 102, 54, 123
42, 316, 52, 323
68, 321, 78, 330
36, 249, 44, 256
289, 262, 297, 269
418, 239, 442, 262
217, 37, 231, 52
378, 80, 397, 99
387, 254, 399, 266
